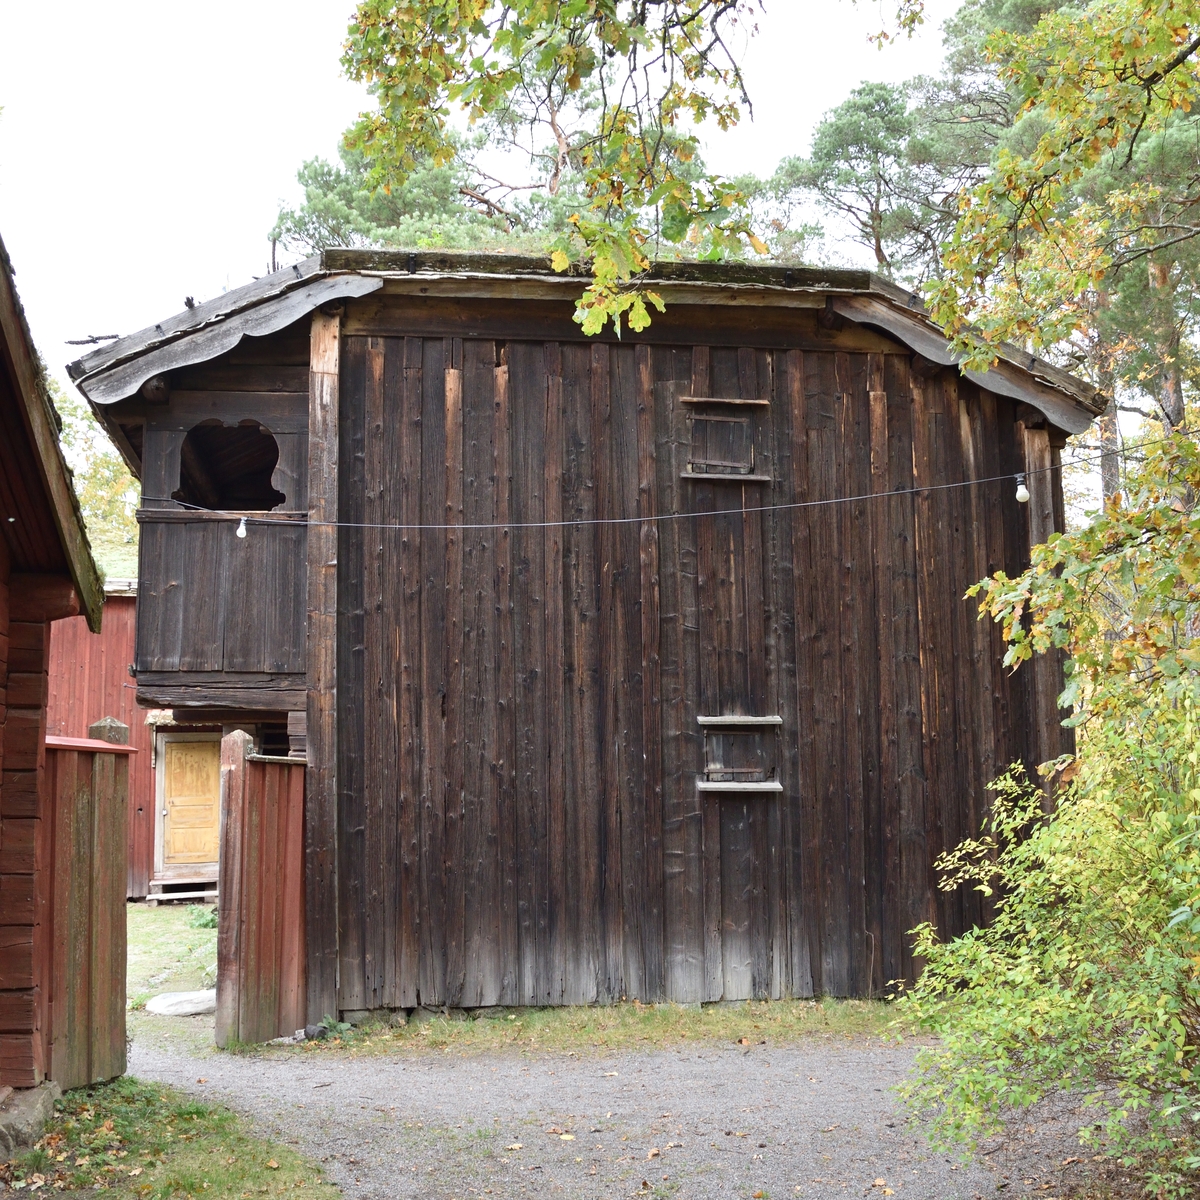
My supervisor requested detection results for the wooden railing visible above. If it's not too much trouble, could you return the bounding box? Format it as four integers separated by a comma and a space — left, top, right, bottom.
215, 732, 305, 1046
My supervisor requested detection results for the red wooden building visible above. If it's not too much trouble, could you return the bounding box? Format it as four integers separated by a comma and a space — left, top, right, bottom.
1, 231, 129, 1089
47, 584, 155, 899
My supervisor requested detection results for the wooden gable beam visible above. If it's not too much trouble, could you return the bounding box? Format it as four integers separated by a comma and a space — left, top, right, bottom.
305, 306, 340, 1023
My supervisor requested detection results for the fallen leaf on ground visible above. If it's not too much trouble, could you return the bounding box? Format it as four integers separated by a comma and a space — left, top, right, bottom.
647, 1148, 661, 1159
603, 1071, 618, 1077
545, 1126, 564, 1135
874, 1181, 886, 1188
128, 1168, 142, 1177
560, 1134, 575, 1141
266, 1161, 279, 1170
737, 1037, 750, 1045
820, 1125, 839, 1133
506, 1144, 523, 1151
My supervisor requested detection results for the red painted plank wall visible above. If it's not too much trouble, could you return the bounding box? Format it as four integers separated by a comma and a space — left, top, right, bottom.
215, 731, 305, 1047
42, 741, 129, 1088
0, 535, 51, 1087
47, 596, 154, 898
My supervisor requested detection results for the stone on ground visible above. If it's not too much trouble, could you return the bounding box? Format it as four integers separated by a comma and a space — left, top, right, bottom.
145, 989, 216, 1016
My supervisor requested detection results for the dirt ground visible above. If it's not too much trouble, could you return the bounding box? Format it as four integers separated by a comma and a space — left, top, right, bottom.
126, 906, 1136, 1200
128, 1031, 1137, 1200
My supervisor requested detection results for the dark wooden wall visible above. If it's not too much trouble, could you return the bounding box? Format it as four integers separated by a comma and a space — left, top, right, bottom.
332, 322, 1063, 1008
47, 597, 155, 898
129, 328, 310, 711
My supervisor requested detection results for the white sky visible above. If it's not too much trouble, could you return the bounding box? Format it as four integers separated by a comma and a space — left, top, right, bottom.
0, 0, 958, 389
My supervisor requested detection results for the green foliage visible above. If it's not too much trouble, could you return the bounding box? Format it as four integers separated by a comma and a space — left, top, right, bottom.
271, 142, 544, 254
924, 1, 1200, 371
185, 904, 218, 930
900, 433, 1200, 1192
338, 2, 924, 334
761, 80, 986, 280
51, 380, 138, 580
318, 1013, 352, 1036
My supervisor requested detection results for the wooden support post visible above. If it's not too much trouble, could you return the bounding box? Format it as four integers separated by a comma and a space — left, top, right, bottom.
88, 717, 129, 746
1019, 421, 1063, 802
306, 308, 340, 1023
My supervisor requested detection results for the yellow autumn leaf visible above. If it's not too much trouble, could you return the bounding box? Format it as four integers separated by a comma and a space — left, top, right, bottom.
550, 250, 570, 272
748, 234, 768, 255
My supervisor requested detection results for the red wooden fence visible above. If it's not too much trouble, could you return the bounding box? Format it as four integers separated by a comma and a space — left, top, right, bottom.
47, 594, 154, 898
215, 731, 305, 1047
43, 734, 131, 1088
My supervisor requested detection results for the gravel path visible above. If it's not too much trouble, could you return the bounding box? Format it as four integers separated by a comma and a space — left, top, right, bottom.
127, 1033, 1110, 1200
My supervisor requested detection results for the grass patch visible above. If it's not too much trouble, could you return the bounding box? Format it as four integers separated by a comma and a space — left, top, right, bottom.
127, 903, 218, 1006
269, 997, 905, 1059
0, 1077, 337, 1197
127, 902, 220, 1057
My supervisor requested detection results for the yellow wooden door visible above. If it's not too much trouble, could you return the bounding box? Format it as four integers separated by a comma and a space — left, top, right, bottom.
163, 740, 220, 865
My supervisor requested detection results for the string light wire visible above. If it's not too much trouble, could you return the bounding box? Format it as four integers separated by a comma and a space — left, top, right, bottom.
139, 426, 1194, 535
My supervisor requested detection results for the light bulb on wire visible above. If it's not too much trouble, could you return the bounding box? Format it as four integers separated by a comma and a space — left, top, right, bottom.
1015, 474, 1030, 504
236, 517, 248, 539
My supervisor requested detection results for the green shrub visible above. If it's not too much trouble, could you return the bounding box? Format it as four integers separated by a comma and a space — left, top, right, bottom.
899, 434, 1200, 1194
185, 904, 218, 929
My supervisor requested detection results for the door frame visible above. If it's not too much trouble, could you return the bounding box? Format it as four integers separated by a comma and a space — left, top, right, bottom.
153, 731, 222, 882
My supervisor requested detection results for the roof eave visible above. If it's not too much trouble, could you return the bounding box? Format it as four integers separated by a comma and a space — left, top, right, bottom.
0, 234, 104, 631
68, 247, 1101, 432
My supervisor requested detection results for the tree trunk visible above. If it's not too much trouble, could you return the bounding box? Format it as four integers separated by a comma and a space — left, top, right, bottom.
1148, 260, 1185, 429
1098, 395, 1120, 501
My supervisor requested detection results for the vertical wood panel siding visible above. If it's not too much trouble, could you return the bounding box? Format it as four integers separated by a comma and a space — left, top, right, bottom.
335, 336, 1055, 1006
42, 742, 129, 1090
47, 598, 155, 898
216, 731, 306, 1047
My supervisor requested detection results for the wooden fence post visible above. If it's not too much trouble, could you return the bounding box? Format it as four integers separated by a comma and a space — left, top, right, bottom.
215, 730, 251, 1048
88, 717, 129, 746
43, 724, 131, 1089
216, 734, 306, 1047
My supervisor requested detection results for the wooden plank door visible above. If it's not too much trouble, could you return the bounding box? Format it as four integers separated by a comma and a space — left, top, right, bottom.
158, 737, 221, 873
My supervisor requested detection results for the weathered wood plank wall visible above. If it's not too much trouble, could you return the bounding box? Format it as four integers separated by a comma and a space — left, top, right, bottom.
43, 736, 130, 1089
332, 326, 1063, 1008
215, 731, 306, 1047
47, 597, 155, 897
128, 327, 311, 712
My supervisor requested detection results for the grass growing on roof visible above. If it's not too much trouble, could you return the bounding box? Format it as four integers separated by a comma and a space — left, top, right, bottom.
0, 1076, 337, 1198
262, 997, 904, 1059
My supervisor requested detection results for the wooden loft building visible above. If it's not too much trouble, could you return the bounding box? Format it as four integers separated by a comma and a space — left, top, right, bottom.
1, 231, 121, 1088
69, 251, 1100, 1018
